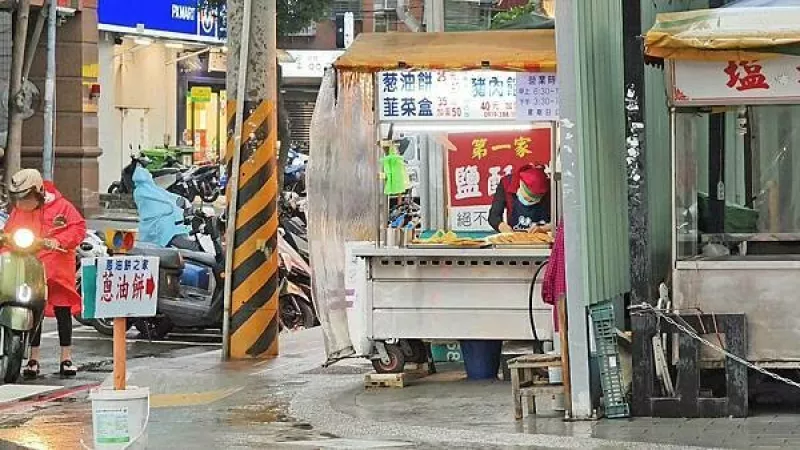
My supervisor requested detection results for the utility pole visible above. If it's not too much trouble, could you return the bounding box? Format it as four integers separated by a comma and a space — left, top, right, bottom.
5, 0, 32, 182
42, 0, 57, 181
222, 0, 280, 359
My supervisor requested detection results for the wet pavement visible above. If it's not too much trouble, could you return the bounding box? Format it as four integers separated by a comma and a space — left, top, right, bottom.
2, 326, 800, 448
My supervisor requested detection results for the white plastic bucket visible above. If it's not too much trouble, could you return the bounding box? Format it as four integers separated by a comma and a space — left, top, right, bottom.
91, 386, 150, 449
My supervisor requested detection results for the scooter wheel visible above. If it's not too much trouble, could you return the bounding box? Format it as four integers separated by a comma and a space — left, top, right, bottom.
135, 318, 173, 340
1, 329, 23, 383
371, 344, 406, 374
91, 318, 129, 336
279, 295, 316, 330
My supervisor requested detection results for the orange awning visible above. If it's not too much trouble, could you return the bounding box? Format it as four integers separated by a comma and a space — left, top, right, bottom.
334, 30, 556, 73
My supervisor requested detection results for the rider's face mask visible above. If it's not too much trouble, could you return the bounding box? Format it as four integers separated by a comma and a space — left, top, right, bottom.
516, 184, 542, 207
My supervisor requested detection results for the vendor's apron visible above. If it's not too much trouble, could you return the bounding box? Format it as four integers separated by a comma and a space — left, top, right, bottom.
509, 198, 549, 231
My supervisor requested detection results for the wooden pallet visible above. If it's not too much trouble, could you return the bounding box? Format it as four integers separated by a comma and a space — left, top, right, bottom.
364, 373, 406, 388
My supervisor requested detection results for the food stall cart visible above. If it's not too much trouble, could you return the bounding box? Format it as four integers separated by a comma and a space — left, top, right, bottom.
635, 4, 800, 417
312, 30, 562, 373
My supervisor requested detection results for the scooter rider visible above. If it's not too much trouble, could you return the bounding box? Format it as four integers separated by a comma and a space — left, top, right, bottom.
132, 165, 201, 251
4, 169, 85, 378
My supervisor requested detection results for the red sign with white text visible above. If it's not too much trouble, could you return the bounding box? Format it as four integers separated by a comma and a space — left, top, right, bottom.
447, 128, 552, 209
670, 56, 800, 106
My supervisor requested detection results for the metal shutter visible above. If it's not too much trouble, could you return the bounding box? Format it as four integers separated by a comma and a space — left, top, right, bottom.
284, 88, 318, 148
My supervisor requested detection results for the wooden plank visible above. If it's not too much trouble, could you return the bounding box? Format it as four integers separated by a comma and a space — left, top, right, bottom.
676, 331, 699, 417
632, 314, 656, 416
723, 315, 748, 418
557, 296, 572, 415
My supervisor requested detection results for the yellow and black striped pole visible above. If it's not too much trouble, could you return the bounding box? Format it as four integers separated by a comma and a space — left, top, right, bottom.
223, 0, 280, 359
225, 100, 280, 359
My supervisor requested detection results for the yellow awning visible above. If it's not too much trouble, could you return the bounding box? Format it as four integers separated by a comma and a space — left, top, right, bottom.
645, 7, 800, 61
334, 30, 556, 73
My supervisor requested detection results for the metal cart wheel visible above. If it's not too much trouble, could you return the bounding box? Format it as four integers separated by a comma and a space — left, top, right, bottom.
372, 343, 406, 374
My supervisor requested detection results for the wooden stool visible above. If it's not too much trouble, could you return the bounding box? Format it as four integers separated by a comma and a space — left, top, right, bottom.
508, 354, 564, 420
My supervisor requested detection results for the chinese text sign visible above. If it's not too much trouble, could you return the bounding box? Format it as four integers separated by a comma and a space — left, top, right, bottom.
447, 128, 552, 231
378, 70, 559, 122
515, 72, 559, 121
81, 257, 159, 319
670, 56, 800, 106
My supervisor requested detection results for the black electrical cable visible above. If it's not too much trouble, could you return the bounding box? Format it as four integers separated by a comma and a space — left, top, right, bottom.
528, 259, 549, 354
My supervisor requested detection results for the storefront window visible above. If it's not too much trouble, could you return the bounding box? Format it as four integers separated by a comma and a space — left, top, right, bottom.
675, 106, 800, 260
183, 86, 227, 162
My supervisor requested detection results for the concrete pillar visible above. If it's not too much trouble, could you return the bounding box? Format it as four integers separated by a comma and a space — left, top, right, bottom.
556, 0, 629, 419
96, 33, 118, 193
23, 2, 100, 214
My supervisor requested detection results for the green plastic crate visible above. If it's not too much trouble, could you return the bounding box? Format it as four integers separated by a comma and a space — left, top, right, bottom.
430, 342, 463, 363
589, 302, 630, 419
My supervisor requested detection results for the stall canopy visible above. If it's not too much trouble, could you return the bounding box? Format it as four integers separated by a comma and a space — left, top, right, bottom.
645, 4, 800, 60
334, 30, 556, 73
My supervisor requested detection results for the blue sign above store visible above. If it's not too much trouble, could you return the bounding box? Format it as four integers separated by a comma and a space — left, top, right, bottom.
98, 0, 227, 43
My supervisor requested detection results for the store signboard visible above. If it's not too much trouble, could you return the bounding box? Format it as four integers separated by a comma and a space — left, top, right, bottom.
190, 86, 212, 103
516, 72, 559, 121
378, 70, 520, 121
446, 127, 553, 231
378, 70, 559, 122
669, 56, 800, 106
282, 51, 344, 79
98, 0, 227, 43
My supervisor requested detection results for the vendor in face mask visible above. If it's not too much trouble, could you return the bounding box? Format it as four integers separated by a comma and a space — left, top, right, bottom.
488, 164, 551, 233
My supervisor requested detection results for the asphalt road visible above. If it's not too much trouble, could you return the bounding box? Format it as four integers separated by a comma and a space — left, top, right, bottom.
27, 317, 221, 388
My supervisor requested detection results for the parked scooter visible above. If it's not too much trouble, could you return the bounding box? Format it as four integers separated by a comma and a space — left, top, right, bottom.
284, 146, 308, 194
280, 193, 309, 263
74, 229, 110, 329
127, 208, 224, 339
278, 232, 315, 330
281, 191, 307, 226
108, 155, 181, 195
109, 155, 222, 204
0, 228, 50, 383
187, 163, 221, 204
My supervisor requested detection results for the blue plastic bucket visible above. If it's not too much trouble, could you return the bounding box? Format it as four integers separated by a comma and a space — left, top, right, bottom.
459, 340, 502, 380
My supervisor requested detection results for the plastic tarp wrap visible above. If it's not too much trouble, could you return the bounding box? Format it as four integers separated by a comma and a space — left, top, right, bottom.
334, 30, 556, 73
645, 3, 800, 60
308, 71, 377, 360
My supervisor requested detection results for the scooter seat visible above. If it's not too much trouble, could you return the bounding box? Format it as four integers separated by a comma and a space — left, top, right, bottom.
130, 243, 183, 270
179, 250, 218, 268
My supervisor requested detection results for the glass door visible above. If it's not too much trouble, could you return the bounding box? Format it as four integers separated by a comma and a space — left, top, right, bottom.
185, 85, 227, 163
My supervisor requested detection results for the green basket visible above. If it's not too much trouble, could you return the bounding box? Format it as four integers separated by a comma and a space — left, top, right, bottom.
589, 301, 630, 419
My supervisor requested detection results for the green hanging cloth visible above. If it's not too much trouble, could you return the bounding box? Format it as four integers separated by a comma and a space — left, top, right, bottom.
381, 150, 409, 196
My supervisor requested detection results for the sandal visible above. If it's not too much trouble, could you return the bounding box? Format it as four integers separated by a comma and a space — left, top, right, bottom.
60, 360, 77, 378
23, 360, 40, 380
